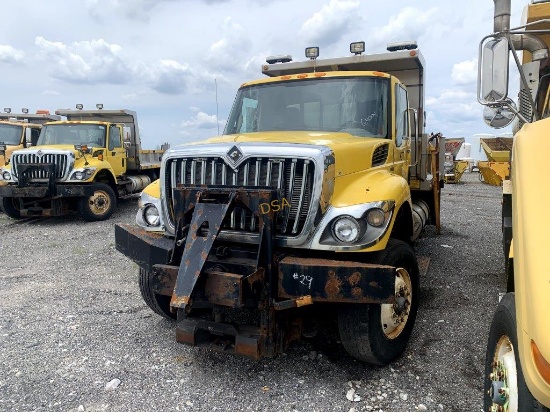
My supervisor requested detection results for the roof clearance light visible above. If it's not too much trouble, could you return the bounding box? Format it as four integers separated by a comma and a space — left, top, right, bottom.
4, 108, 11, 114
36, 109, 50, 115
76, 104, 84, 110
350, 41, 365, 55
305, 47, 319, 60
22, 108, 29, 114
387, 41, 418, 52
265, 55, 293, 64
96, 103, 103, 110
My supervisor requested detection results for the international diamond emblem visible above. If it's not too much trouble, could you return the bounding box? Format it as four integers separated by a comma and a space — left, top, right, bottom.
36, 149, 44, 158
226, 145, 243, 166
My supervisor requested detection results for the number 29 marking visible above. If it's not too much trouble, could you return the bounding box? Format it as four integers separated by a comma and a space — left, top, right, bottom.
293, 272, 313, 289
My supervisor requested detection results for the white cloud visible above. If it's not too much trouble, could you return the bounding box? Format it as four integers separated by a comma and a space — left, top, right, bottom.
34, 37, 131, 84
369, 7, 449, 50
146, 59, 191, 95
0, 44, 25, 64
299, 0, 361, 47
42, 90, 60, 96
452, 59, 478, 85
182, 110, 221, 129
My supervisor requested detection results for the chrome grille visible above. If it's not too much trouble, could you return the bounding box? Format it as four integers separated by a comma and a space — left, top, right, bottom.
12, 152, 70, 180
165, 156, 315, 237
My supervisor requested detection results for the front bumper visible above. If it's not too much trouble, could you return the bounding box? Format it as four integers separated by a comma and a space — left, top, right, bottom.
0, 184, 95, 198
115, 223, 397, 305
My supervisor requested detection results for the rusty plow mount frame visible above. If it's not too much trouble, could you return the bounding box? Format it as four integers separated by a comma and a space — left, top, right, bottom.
125, 186, 399, 360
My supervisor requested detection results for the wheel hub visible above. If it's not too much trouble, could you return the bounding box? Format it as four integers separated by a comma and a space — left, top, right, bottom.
488, 336, 518, 412
89, 191, 110, 214
381, 267, 412, 339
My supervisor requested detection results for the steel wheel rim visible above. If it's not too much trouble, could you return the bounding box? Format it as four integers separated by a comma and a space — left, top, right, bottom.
488, 335, 518, 412
88, 189, 111, 215
380, 267, 412, 340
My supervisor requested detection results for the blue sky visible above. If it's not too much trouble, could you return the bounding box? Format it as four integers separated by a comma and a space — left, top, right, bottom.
0, 0, 526, 155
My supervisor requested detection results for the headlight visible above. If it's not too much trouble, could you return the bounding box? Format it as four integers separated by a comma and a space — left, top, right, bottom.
332, 215, 361, 243
143, 204, 160, 226
69, 168, 96, 181
2, 171, 11, 180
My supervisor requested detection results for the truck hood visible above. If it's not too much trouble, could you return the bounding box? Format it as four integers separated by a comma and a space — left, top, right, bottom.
11, 145, 88, 158
200, 131, 391, 177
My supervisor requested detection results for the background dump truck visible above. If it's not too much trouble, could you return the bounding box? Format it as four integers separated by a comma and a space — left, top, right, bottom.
478, 0, 550, 409
115, 41, 444, 365
0, 106, 166, 221
0, 108, 61, 167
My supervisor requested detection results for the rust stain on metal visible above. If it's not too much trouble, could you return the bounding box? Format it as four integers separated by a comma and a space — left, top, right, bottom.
348, 271, 361, 286
351, 287, 363, 298
324, 271, 343, 299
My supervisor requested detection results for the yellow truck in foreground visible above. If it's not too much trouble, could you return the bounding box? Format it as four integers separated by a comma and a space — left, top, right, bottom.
115, 41, 444, 364
478, 0, 550, 409
0, 106, 165, 221
0, 108, 61, 167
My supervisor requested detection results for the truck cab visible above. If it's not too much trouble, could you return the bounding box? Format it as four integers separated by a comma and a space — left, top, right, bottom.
0, 109, 61, 167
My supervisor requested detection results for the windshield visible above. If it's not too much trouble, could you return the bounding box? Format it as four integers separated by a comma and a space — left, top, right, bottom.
0, 124, 23, 145
37, 124, 106, 147
224, 76, 389, 138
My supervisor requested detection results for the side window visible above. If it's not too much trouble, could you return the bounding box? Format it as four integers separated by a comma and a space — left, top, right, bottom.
109, 125, 122, 150
395, 85, 409, 147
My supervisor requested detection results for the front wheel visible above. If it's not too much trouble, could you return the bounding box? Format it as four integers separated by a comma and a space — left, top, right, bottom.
139, 268, 176, 320
338, 239, 419, 365
0, 197, 22, 219
484, 293, 548, 411
78, 183, 116, 221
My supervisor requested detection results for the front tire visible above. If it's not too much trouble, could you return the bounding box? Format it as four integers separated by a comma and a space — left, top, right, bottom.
338, 239, 419, 365
78, 183, 116, 221
484, 293, 548, 411
139, 268, 176, 320
0, 197, 22, 219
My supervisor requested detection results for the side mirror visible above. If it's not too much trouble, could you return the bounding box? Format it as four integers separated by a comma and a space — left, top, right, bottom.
483, 99, 517, 129
479, 37, 510, 104
25, 128, 33, 147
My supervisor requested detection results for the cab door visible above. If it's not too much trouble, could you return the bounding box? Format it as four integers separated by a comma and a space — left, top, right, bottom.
105, 125, 126, 177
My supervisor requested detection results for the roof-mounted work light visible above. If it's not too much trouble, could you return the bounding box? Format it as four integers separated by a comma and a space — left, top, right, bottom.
22, 108, 29, 114
96, 103, 103, 110
305, 47, 319, 60
76, 104, 84, 110
350, 41, 365, 55
4, 108, 11, 114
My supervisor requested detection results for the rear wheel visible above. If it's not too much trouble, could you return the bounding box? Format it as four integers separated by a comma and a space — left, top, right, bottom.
484, 293, 548, 411
78, 183, 116, 221
0, 197, 22, 219
338, 239, 419, 365
139, 268, 176, 320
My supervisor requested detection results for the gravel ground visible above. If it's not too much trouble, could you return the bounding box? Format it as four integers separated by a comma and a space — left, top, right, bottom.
0, 171, 503, 412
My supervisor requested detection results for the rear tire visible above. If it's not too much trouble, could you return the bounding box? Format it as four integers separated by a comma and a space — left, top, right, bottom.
139, 268, 176, 320
484, 293, 548, 411
0, 197, 22, 219
78, 183, 116, 221
338, 239, 419, 365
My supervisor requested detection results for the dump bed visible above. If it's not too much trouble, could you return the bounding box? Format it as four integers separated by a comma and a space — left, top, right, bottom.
480, 137, 513, 162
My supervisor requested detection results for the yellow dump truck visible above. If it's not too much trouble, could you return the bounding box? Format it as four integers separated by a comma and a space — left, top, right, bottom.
0, 106, 166, 221
478, 0, 550, 409
115, 41, 445, 364
0, 108, 61, 167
